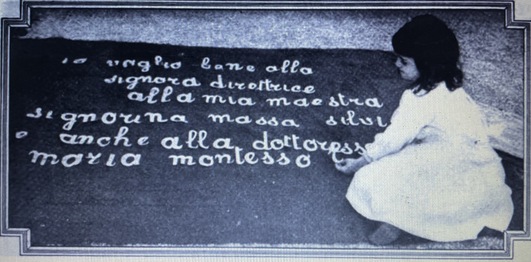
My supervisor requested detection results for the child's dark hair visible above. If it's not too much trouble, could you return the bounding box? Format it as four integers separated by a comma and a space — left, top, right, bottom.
392, 14, 463, 93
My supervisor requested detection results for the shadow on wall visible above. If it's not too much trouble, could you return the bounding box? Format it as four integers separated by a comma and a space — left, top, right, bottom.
19, 8, 525, 157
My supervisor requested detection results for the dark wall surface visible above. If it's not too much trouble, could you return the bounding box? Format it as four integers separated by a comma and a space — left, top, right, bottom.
21, 9, 524, 118
9, 37, 408, 246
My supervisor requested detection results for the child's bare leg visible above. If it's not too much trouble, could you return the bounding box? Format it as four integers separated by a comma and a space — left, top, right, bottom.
368, 223, 402, 245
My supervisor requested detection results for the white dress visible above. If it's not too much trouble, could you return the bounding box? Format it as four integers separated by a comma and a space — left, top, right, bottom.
346, 82, 514, 242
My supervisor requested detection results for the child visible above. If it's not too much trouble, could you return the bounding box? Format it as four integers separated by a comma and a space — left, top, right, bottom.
335, 14, 514, 245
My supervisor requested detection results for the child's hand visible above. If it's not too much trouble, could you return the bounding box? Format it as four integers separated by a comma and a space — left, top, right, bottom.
335, 157, 369, 175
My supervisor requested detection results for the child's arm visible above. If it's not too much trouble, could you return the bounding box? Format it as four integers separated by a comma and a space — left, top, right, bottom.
335, 157, 369, 174
365, 90, 432, 161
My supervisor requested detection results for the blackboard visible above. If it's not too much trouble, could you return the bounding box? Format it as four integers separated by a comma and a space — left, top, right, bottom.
8, 37, 413, 247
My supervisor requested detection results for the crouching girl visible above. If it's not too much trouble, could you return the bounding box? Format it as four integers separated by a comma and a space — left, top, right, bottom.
336, 14, 514, 245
